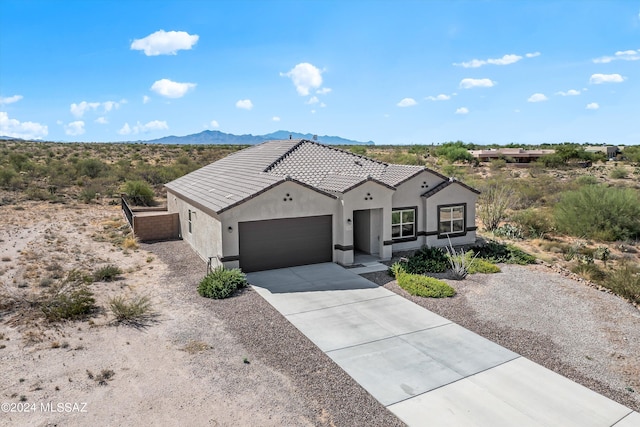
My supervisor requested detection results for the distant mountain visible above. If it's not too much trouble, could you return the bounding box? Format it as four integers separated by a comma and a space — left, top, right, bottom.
144, 130, 374, 146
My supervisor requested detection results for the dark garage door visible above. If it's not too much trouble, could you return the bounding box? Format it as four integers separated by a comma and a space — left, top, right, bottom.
239, 215, 332, 272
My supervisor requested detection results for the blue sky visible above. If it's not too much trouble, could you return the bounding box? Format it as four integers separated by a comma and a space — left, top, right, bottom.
1, 0, 638, 145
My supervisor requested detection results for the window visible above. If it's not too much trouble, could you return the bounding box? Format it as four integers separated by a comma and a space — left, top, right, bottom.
439, 205, 465, 236
188, 209, 192, 234
392, 208, 415, 239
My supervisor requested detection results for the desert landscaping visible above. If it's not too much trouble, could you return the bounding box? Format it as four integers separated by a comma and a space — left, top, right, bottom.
1, 141, 640, 426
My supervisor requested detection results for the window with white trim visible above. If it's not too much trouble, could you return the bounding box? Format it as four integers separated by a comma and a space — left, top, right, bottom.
438, 205, 465, 236
188, 209, 193, 234
392, 208, 415, 239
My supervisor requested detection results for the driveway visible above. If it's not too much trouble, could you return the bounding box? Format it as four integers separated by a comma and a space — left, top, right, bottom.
247, 263, 639, 427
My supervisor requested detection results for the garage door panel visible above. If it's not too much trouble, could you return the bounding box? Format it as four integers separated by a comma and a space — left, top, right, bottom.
239, 215, 332, 272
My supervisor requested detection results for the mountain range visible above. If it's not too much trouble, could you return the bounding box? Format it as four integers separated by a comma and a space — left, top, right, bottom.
0, 130, 374, 145
144, 130, 374, 146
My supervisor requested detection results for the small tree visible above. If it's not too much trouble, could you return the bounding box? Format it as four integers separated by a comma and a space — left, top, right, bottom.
478, 182, 514, 231
122, 180, 155, 206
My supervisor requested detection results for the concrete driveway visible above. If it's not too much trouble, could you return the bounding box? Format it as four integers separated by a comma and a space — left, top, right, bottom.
247, 263, 638, 427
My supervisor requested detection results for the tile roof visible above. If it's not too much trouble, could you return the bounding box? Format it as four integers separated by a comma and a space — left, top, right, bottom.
165, 139, 459, 214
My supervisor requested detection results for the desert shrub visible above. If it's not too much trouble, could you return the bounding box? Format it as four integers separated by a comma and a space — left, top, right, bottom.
79, 187, 97, 204
468, 258, 501, 274
445, 247, 476, 280
109, 295, 155, 325
396, 272, 455, 298
76, 158, 106, 179
198, 266, 248, 299
41, 287, 96, 321
489, 158, 506, 170
602, 262, 640, 304
610, 167, 628, 179
471, 241, 536, 265
93, 265, 122, 282
388, 262, 405, 278
398, 247, 448, 274
122, 180, 154, 206
435, 142, 473, 163
571, 262, 605, 282
554, 185, 640, 241
122, 235, 139, 250
478, 181, 514, 231
492, 223, 524, 240
576, 175, 598, 186
511, 209, 553, 238
0, 167, 17, 188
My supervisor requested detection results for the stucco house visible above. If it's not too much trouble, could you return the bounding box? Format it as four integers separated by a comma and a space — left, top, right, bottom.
164, 139, 480, 272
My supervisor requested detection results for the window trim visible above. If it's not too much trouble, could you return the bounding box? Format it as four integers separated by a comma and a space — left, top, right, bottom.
188, 209, 193, 234
391, 206, 417, 241
437, 203, 467, 238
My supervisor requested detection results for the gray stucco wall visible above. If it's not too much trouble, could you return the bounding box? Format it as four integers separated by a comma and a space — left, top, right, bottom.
424, 183, 479, 247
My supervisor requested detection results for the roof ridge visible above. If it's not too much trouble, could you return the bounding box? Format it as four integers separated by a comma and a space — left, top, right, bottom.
264, 139, 387, 173
263, 139, 307, 172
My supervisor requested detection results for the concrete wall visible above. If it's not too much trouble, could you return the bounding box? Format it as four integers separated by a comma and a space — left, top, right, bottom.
167, 189, 223, 265
132, 213, 179, 242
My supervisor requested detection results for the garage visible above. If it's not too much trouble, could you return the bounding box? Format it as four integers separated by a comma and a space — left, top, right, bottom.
238, 215, 332, 272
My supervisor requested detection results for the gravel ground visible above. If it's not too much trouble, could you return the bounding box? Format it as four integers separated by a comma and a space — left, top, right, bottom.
363, 264, 640, 412
145, 240, 404, 427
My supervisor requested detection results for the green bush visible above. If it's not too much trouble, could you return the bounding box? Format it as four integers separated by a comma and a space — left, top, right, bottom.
396, 272, 456, 298
41, 287, 96, 321
93, 265, 122, 282
122, 180, 155, 206
603, 262, 640, 304
492, 224, 524, 240
511, 208, 553, 238
198, 266, 248, 299
576, 175, 598, 186
609, 167, 628, 179
398, 246, 449, 274
468, 258, 501, 274
554, 185, 640, 241
471, 241, 536, 265
388, 262, 405, 278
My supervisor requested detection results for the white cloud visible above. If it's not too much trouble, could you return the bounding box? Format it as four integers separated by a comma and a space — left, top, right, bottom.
210, 120, 219, 128
454, 54, 522, 68
426, 94, 451, 101
526, 52, 541, 58
320, 102, 326, 108
64, 121, 85, 136
589, 73, 625, 84
272, 116, 280, 122
397, 98, 417, 107
70, 101, 100, 117
281, 63, 323, 96
143, 95, 150, 104
0, 111, 48, 139
70, 100, 125, 117
131, 30, 199, 56
235, 99, 253, 110
0, 95, 23, 105
455, 107, 469, 115
527, 93, 548, 102
311, 109, 316, 114
306, 96, 319, 105
459, 78, 495, 89
118, 120, 168, 136
593, 49, 640, 63
316, 87, 332, 95
586, 102, 600, 110
151, 79, 196, 98
556, 89, 581, 96
95, 117, 108, 124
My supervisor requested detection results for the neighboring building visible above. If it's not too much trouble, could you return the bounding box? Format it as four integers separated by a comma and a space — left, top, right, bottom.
469, 148, 555, 163
165, 139, 480, 272
584, 145, 619, 159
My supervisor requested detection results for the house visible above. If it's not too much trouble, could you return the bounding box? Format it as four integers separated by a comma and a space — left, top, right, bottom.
164, 139, 480, 272
469, 148, 555, 163
584, 145, 619, 159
